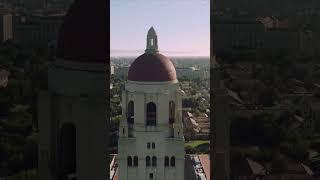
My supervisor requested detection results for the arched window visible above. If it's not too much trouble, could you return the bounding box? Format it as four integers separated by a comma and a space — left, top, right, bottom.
170, 157, 175, 167
133, 156, 138, 167
146, 156, 151, 167
127, 156, 132, 167
127, 101, 134, 124
147, 142, 150, 149
152, 156, 157, 167
164, 156, 169, 167
152, 142, 155, 149
146, 102, 156, 126
169, 101, 175, 124
60, 123, 76, 175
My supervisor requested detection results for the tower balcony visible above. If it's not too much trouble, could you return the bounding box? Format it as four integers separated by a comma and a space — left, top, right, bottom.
119, 123, 136, 139
128, 123, 134, 138
127, 116, 134, 124
167, 123, 184, 140
166, 136, 185, 142
144, 125, 160, 132
169, 126, 174, 138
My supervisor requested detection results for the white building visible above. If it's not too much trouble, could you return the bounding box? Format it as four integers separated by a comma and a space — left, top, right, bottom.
110, 64, 115, 75
118, 27, 185, 180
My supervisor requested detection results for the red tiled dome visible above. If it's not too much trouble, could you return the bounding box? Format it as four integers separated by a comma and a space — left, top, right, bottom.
128, 53, 177, 82
56, 0, 107, 63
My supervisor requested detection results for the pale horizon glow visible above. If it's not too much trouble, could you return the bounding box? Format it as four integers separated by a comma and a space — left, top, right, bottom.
111, 0, 210, 57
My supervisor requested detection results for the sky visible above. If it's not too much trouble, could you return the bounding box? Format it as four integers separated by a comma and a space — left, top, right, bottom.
110, 0, 210, 57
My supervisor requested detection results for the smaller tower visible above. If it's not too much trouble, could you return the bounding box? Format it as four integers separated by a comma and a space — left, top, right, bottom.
145, 27, 159, 53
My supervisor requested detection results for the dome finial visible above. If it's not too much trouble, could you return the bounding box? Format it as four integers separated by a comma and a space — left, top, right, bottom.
145, 27, 159, 53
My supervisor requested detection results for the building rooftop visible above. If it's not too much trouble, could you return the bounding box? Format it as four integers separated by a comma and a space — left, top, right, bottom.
128, 53, 177, 82
199, 155, 210, 180
246, 158, 266, 176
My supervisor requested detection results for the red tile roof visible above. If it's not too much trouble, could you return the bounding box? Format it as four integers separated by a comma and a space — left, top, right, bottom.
199, 154, 210, 180
128, 53, 177, 82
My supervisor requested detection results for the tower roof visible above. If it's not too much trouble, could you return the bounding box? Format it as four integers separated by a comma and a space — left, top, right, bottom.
56, 0, 107, 63
128, 27, 177, 82
128, 53, 177, 82
147, 27, 157, 36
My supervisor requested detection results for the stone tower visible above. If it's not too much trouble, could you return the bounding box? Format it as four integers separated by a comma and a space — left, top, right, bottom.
37, 0, 108, 179
118, 27, 185, 180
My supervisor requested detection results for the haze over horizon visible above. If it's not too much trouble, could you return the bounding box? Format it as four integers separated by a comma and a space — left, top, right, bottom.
111, 0, 210, 57
110, 49, 210, 58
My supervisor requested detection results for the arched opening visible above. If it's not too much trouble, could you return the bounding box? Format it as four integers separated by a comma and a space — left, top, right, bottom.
133, 156, 138, 167
127, 101, 134, 137
147, 142, 150, 149
60, 123, 76, 179
164, 156, 169, 167
152, 142, 155, 149
152, 156, 157, 167
127, 101, 134, 124
146, 156, 151, 167
169, 101, 175, 137
169, 101, 175, 124
170, 157, 175, 167
127, 156, 132, 167
146, 102, 156, 126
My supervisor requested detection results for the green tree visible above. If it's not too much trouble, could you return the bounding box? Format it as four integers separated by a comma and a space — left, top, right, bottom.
231, 113, 284, 147
258, 87, 277, 107
185, 146, 197, 154
270, 157, 288, 174
280, 139, 309, 161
